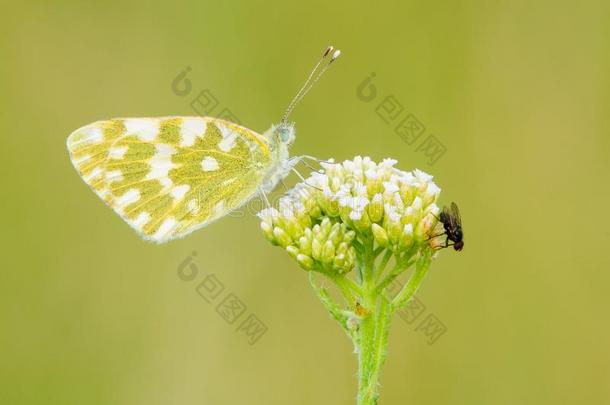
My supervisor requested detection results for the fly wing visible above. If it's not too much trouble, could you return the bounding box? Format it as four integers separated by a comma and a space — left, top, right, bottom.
440, 204, 452, 225
449, 202, 463, 229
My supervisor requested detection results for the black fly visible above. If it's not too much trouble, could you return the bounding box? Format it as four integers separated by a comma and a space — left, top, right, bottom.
430, 202, 464, 251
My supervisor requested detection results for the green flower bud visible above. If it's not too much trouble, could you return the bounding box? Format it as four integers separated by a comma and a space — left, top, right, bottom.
333, 253, 346, 269
336, 241, 349, 256
339, 208, 353, 228
368, 194, 384, 223
401, 206, 415, 226
260, 221, 275, 242
384, 211, 403, 245
311, 238, 323, 260
273, 227, 292, 247
328, 223, 342, 245
399, 223, 414, 248
400, 183, 415, 206
351, 210, 371, 233
415, 214, 435, 241
372, 223, 389, 247
286, 245, 300, 258
320, 218, 332, 238
345, 249, 356, 270
321, 240, 336, 266
309, 205, 323, 219
365, 172, 382, 197
298, 236, 312, 256
303, 228, 313, 240
319, 194, 341, 217
423, 183, 441, 206
296, 254, 314, 270
283, 217, 303, 240
344, 230, 356, 244
412, 196, 423, 214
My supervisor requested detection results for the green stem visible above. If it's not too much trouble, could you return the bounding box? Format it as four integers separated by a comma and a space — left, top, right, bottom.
332, 275, 357, 306
392, 250, 432, 311
375, 256, 416, 295
374, 250, 393, 283
337, 276, 364, 299
309, 244, 435, 405
357, 290, 391, 405
356, 241, 392, 405
357, 249, 433, 404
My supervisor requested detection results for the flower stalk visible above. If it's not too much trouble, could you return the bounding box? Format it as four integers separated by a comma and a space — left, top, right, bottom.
350, 244, 431, 405
258, 157, 450, 404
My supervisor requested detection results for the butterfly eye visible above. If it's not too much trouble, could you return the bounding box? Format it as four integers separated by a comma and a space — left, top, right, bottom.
280, 130, 290, 142
276, 123, 295, 144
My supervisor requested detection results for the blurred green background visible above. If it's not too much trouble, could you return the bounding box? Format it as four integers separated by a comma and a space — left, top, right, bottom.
1, 0, 609, 404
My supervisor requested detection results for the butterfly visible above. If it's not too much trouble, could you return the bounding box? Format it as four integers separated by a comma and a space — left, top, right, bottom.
66, 46, 341, 243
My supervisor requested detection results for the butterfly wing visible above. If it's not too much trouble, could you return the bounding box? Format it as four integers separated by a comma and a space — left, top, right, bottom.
67, 116, 272, 243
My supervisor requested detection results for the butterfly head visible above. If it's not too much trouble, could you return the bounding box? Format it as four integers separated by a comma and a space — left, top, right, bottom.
274, 121, 296, 145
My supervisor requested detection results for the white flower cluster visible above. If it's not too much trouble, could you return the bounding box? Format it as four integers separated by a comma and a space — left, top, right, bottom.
258, 156, 443, 273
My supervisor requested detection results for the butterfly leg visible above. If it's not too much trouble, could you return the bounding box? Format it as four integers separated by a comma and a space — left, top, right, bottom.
258, 188, 271, 208
299, 159, 318, 172
279, 178, 290, 192
287, 155, 316, 173
291, 167, 323, 191
298, 154, 335, 165
291, 167, 307, 182
287, 155, 334, 177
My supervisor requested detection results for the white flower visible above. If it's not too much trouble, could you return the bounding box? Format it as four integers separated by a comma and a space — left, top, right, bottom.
258, 156, 444, 273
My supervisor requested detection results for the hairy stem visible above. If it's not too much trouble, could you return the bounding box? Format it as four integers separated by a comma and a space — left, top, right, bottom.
357, 292, 391, 405
356, 241, 392, 405
392, 251, 432, 311
311, 243, 434, 404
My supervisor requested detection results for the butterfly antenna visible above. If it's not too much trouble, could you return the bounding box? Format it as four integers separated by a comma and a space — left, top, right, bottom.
281, 45, 341, 124
291, 50, 340, 112
281, 46, 332, 123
